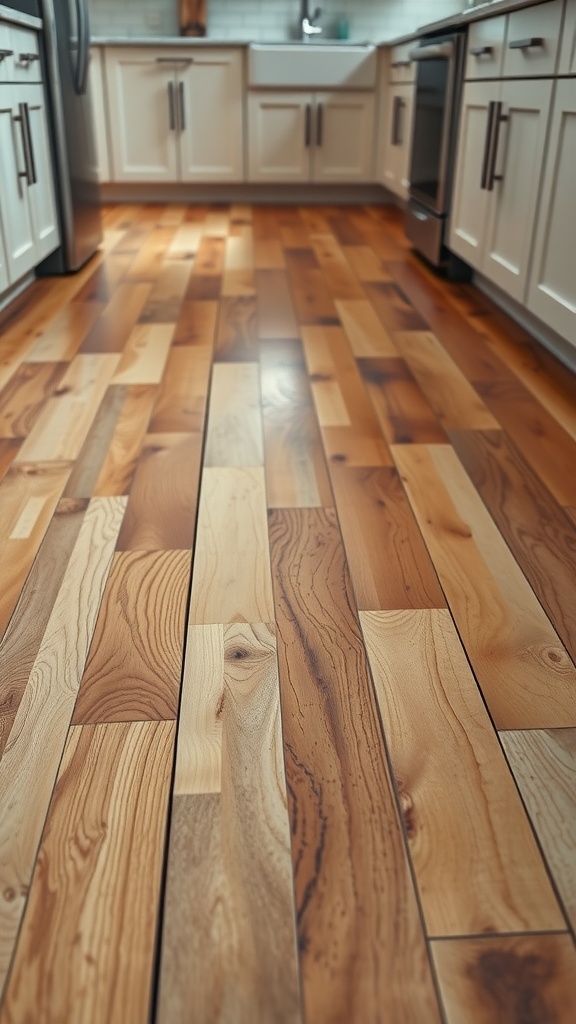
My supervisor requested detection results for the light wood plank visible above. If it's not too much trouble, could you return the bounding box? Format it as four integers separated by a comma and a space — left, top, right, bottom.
204, 363, 263, 467
393, 444, 576, 729
254, 238, 285, 270
215, 297, 258, 362
335, 299, 397, 357
174, 624, 223, 796
112, 323, 173, 385
432, 934, 576, 1024
361, 609, 565, 936
189, 468, 274, 625
90, 385, 157, 498
0, 363, 66, 440
23, 302, 104, 363
0, 497, 126, 991
1, 720, 175, 1024
79, 283, 151, 354
139, 259, 192, 323
500, 728, 576, 931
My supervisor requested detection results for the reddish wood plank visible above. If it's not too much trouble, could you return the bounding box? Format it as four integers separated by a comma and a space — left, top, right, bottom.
284, 249, 339, 326
359, 357, 448, 444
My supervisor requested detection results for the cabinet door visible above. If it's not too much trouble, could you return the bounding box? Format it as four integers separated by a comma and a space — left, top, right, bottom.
104, 49, 179, 182
89, 49, 110, 182
179, 50, 243, 182
448, 81, 495, 269
481, 79, 553, 302
313, 92, 375, 183
559, 0, 576, 75
247, 92, 310, 183
26, 82, 60, 262
0, 84, 36, 283
527, 80, 576, 346
380, 83, 414, 199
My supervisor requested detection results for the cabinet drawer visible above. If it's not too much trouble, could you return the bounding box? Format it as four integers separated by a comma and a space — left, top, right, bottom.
10, 26, 41, 83
389, 43, 415, 83
503, 0, 563, 78
465, 16, 507, 79
558, 0, 576, 75
0, 21, 13, 82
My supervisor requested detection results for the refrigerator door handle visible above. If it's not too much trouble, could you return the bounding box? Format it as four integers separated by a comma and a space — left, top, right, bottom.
76, 0, 90, 95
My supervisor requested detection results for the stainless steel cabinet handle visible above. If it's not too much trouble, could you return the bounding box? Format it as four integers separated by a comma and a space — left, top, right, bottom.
391, 95, 405, 146
179, 81, 185, 131
480, 100, 496, 190
156, 57, 195, 64
470, 46, 493, 57
508, 37, 544, 49
0, 49, 14, 60
305, 103, 311, 147
168, 81, 176, 130
391, 59, 411, 68
18, 52, 40, 63
14, 102, 36, 186
486, 101, 508, 191
316, 103, 323, 146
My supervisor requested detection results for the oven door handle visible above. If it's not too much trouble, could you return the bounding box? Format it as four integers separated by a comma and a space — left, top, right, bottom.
409, 42, 454, 60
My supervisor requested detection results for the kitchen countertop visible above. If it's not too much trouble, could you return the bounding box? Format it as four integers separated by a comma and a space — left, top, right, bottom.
0, 3, 42, 30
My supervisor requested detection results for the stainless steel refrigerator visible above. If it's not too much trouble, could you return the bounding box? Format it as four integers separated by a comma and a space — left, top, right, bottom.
5, 0, 103, 271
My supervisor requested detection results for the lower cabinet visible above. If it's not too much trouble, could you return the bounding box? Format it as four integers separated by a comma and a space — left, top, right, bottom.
89, 48, 110, 182
248, 90, 375, 183
527, 80, 576, 345
449, 77, 552, 303
379, 81, 415, 199
0, 230, 9, 293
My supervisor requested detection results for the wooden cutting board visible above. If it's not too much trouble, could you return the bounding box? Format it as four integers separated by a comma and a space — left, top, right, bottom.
179, 0, 207, 37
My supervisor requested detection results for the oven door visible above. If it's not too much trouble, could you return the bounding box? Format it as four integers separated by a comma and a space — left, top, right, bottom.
409, 38, 459, 216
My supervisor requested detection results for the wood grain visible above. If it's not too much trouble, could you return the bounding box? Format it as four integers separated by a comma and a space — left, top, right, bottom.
393, 444, 576, 729
172, 299, 218, 348
189, 468, 274, 625
204, 363, 263, 467
0, 363, 66, 439
361, 609, 565, 936
500, 728, 576, 931
310, 234, 364, 300
64, 384, 129, 498
22, 302, 104, 363
0, 439, 20, 485
260, 339, 332, 508
159, 623, 302, 1024
140, 259, 192, 323
112, 323, 173, 385
284, 249, 339, 326
268, 508, 442, 1024
1, 720, 175, 1024
89, 385, 157, 498
0, 497, 126, 991
149, 344, 212, 434
432, 934, 576, 1024
360, 357, 448, 444
72, 549, 190, 724
365, 281, 428, 332
215, 297, 258, 362
335, 298, 397, 357
341, 245, 390, 282
193, 236, 225, 276
255, 270, 299, 339
173, 624, 224, 796
79, 283, 151, 354
331, 465, 446, 610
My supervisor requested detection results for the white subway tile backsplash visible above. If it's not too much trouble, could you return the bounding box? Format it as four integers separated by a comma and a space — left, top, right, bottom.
89, 0, 467, 41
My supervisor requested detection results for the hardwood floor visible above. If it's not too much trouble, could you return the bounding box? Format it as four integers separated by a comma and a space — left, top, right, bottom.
0, 203, 575, 1023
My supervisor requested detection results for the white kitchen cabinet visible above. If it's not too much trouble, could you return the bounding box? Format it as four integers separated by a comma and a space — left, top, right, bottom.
25, 82, 59, 262
449, 78, 552, 303
89, 49, 110, 182
389, 43, 415, 84
465, 15, 507, 80
527, 80, 576, 345
0, 21, 11, 84
104, 47, 243, 183
503, 0, 563, 79
248, 90, 375, 184
559, 0, 576, 75
0, 225, 9, 293
379, 81, 414, 200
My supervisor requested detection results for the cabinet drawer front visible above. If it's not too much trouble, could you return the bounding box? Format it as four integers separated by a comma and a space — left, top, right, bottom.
0, 21, 12, 83
559, 0, 576, 75
9, 26, 41, 83
389, 44, 415, 83
503, 0, 563, 78
465, 16, 507, 80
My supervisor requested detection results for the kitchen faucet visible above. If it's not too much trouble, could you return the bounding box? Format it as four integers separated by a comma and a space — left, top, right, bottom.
301, 1, 322, 41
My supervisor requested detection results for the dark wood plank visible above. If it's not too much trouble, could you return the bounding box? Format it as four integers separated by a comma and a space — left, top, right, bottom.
0, 363, 67, 439
450, 429, 576, 663
172, 300, 217, 348
185, 274, 221, 301
331, 465, 446, 609
364, 281, 428, 333
0, 439, 21, 484
64, 384, 128, 499
268, 507, 443, 1024
72, 550, 190, 724
255, 270, 299, 339
310, 234, 365, 301
92, 386, 158, 498
326, 215, 366, 246
284, 249, 339, 326
359, 357, 448, 444
214, 297, 258, 362
79, 283, 151, 354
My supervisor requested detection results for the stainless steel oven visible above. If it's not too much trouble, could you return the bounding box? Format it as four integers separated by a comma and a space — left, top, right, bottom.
405, 31, 465, 267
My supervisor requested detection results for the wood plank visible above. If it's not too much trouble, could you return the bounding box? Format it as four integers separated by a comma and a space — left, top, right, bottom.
254, 237, 285, 270
450, 429, 576, 664
72, 253, 132, 304
284, 249, 339, 326
393, 331, 500, 430
139, 259, 192, 323
500, 728, 576, 931
188, 468, 274, 625
224, 228, 253, 271
0, 362, 67, 439
364, 281, 428, 332
127, 226, 180, 282
359, 357, 448, 444
260, 339, 332, 508
90, 385, 157, 498
193, 236, 225, 276
0, 497, 88, 758
215, 297, 258, 362
335, 299, 397, 357
310, 233, 365, 300
79, 283, 151, 354
149, 344, 212, 434
393, 444, 576, 729
255, 270, 299, 339
112, 323, 173, 385
331, 466, 446, 610
166, 222, 204, 260
0, 497, 126, 990
158, 623, 302, 1024
221, 268, 256, 297
1, 720, 175, 1024
115, 433, 201, 549
0, 461, 72, 642
14, 354, 120, 464
185, 274, 221, 301
63, 384, 129, 498
73, 549, 190, 724
173, 624, 224, 796
172, 298, 218, 347
23, 302, 104, 363
361, 609, 565, 936
341, 245, 390, 282
204, 363, 263, 467
268, 508, 443, 1024
432, 934, 576, 1024
0, 440, 20, 485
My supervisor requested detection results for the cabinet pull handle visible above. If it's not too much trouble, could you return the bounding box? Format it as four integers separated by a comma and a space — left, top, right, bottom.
0, 48, 14, 60
168, 81, 176, 130
18, 52, 40, 63
469, 45, 493, 57
316, 103, 323, 146
305, 103, 311, 147
391, 59, 411, 68
156, 56, 195, 64
508, 36, 544, 49
480, 100, 496, 190
486, 102, 507, 191
391, 95, 405, 146
14, 102, 36, 186
179, 81, 185, 131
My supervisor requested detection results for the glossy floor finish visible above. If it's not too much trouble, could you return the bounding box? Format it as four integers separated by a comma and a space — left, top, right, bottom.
0, 203, 575, 1024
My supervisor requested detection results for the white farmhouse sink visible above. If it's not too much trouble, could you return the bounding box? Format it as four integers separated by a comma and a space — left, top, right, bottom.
248, 43, 377, 89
